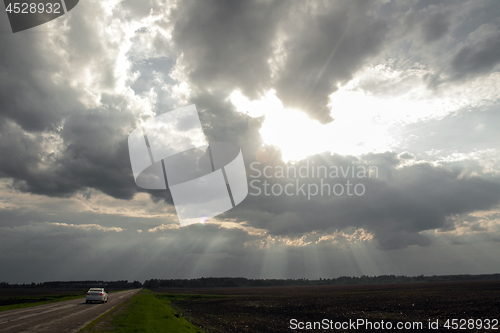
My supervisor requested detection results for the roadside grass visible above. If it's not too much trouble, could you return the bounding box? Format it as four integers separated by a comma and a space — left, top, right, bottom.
81, 290, 225, 333
155, 293, 227, 301
0, 294, 84, 312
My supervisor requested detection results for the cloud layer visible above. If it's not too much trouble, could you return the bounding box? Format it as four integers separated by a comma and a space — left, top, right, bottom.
0, 0, 500, 282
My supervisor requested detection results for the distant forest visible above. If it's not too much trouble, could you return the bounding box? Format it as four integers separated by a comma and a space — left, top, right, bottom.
143, 273, 500, 289
1, 274, 499, 289
0, 280, 142, 289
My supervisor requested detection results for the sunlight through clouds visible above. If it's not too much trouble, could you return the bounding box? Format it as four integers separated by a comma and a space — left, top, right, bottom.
230, 64, 500, 162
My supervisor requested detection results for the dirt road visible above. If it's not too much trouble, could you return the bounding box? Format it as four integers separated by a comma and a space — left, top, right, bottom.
0, 289, 139, 332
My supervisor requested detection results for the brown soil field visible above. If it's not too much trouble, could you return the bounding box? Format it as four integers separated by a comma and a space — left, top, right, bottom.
155, 281, 500, 332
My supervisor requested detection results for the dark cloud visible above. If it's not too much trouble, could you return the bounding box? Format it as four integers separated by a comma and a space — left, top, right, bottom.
0, 0, 139, 133
450, 25, 500, 80
223, 153, 500, 250
1, 0, 500, 283
170, 1, 389, 123
191, 91, 264, 161
0, 221, 261, 283
0, 34, 81, 132
0, 121, 45, 182
0, 0, 173, 200
422, 11, 450, 42
377, 1, 500, 89
274, 1, 388, 123
56, 104, 139, 199
171, 0, 287, 99
0, 101, 141, 199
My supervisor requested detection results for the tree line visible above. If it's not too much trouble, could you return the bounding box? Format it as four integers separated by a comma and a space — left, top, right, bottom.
0, 280, 142, 289
2, 274, 499, 290
143, 273, 500, 289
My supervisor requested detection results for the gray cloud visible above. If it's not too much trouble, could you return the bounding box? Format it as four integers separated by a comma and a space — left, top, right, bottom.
0, 220, 261, 283
170, 1, 389, 123
191, 91, 264, 161
224, 153, 500, 250
367, 1, 500, 90
56, 106, 139, 199
422, 11, 450, 42
0, 102, 141, 199
1, 0, 500, 283
450, 24, 500, 80
0, 34, 81, 132
0, 1, 173, 200
171, 0, 286, 99
274, 1, 388, 123
0, 121, 45, 182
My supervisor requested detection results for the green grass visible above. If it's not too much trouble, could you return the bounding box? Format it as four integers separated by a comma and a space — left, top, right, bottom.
0, 294, 84, 312
154, 293, 227, 301
82, 292, 205, 333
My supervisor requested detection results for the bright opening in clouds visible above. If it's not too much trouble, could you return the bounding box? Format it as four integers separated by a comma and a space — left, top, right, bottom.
231, 64, 500, 161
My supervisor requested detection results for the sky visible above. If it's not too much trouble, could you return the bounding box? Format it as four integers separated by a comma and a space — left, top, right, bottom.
0, 0, 500, 283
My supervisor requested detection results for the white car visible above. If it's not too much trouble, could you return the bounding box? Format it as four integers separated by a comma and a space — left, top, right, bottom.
85, 288, 108, 304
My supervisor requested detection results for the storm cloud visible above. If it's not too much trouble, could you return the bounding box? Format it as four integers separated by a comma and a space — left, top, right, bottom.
0, 0, 500, 282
